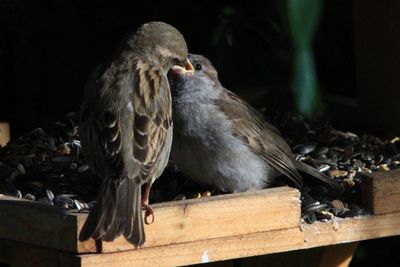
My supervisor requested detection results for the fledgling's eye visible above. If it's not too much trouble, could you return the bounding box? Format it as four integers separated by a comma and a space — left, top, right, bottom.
195, 64, 203, 71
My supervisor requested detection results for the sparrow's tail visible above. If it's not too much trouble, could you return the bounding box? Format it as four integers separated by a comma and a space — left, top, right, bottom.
79, 177, 145, 247
294, 160, 341, 190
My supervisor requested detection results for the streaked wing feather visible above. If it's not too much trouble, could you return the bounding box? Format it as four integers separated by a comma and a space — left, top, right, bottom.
80, 59, 172, 246
217, 90, 303, 188
80, 64, 125, 178
79, 65, 130, 243
294, 160, 341, 189
132, 62, 172, 184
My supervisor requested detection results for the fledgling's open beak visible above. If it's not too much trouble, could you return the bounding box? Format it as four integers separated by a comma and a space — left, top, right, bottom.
170, 58, 194, 75
183, 58, 194, 72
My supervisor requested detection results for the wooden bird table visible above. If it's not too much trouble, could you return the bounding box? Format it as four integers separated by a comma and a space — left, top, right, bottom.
0, 169, 399, 267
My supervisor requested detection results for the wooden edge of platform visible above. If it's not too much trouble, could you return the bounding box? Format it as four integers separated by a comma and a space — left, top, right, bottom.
362, 169, 400, 215
0, 186, 301, 254
1, 212, 398, 267
76, 212, 400, 267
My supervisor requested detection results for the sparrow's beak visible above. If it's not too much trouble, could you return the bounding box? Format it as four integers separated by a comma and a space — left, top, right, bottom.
184, 58, 194, 72
170, 58, 194, 75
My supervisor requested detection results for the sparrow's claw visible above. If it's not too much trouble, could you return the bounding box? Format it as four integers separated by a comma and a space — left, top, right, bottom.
192, 191, 212, 199
141, 182, 155, 224
142, 203, 154, 225
201, 191, 212, 197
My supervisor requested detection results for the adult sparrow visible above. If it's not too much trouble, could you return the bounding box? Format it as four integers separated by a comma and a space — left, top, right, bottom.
79, 22, 193, 247
169, 54, 340, 193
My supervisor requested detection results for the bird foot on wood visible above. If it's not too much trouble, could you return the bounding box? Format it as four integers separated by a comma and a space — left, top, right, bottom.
142, 203, 154, 225
192, 191, 212, 199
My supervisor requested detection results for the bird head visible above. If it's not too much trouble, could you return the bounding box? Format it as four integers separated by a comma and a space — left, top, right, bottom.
170, 54, 218, 79
168, 54, 221, 98
132, 22, 194, 73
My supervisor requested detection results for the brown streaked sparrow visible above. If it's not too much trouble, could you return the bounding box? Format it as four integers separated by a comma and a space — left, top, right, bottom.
169, 54, 340, 193
79, 22, 193, 247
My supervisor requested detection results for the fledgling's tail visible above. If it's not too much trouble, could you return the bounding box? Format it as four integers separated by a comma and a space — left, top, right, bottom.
294, 160, 341, 190
79, 177, 145, 247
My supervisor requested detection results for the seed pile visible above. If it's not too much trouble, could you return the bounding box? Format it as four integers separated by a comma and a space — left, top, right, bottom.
0, 112, 399, 222
0, 113, 98, 211
265, 113, 400, 222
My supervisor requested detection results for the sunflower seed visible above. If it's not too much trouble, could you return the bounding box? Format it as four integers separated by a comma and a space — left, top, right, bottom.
74, 199, 83, 211
77, 164, 89, 172
45, 189, 54, 202
8, 170, 19, 181
293, 141, 318, 155
318, 165, 330, 172
317, 210, 334, 220
17, 164, 26, 175
23, 193, 36, 201
54, 195, 74, 208
378, 164, 390, 171
302, 202, 327, 213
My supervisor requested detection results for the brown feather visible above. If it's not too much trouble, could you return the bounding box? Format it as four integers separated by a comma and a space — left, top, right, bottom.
79, 22, 185, 247
217, 90, 303, 188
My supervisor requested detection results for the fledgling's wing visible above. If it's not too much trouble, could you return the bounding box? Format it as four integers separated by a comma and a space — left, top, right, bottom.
216, 89, 340, 190
216, 89, 303, 188
293, 160, 341, 190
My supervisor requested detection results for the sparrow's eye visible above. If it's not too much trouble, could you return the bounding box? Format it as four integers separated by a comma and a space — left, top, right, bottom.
195, 64, 203, 71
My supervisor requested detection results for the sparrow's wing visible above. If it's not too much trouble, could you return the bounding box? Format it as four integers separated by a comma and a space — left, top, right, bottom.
216, 89, 303, 188
131, 61, 173, 184
79, 60, 172, 246
79, 63, 138, 244
122, 60, 172, 243
79, 64, 128, 178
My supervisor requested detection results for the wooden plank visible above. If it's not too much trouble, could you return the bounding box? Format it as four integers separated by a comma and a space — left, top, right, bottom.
0, 240, 358, 267
77, 212, 400, 267
0, 212, 399, 267
318, 242, 359, 267
0, 187, 301, 253
0, 238, 80, 267
89, 186, 301, 253
362, 169, 400, 215
0, 196, 80, 253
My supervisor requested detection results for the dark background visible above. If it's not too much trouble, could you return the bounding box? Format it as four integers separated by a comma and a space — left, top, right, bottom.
0, 0, 356, 134
0, 1, 399, 266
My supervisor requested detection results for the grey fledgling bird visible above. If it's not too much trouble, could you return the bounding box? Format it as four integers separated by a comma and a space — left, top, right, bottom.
169, 54, 340, 193
79, 22, 193, 247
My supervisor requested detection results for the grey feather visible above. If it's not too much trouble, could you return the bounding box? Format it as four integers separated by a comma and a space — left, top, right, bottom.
170, 54, 339, 192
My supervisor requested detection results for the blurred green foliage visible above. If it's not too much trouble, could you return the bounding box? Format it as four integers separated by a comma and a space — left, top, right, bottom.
209, 1, 323, 118
287, 0, 322, 118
